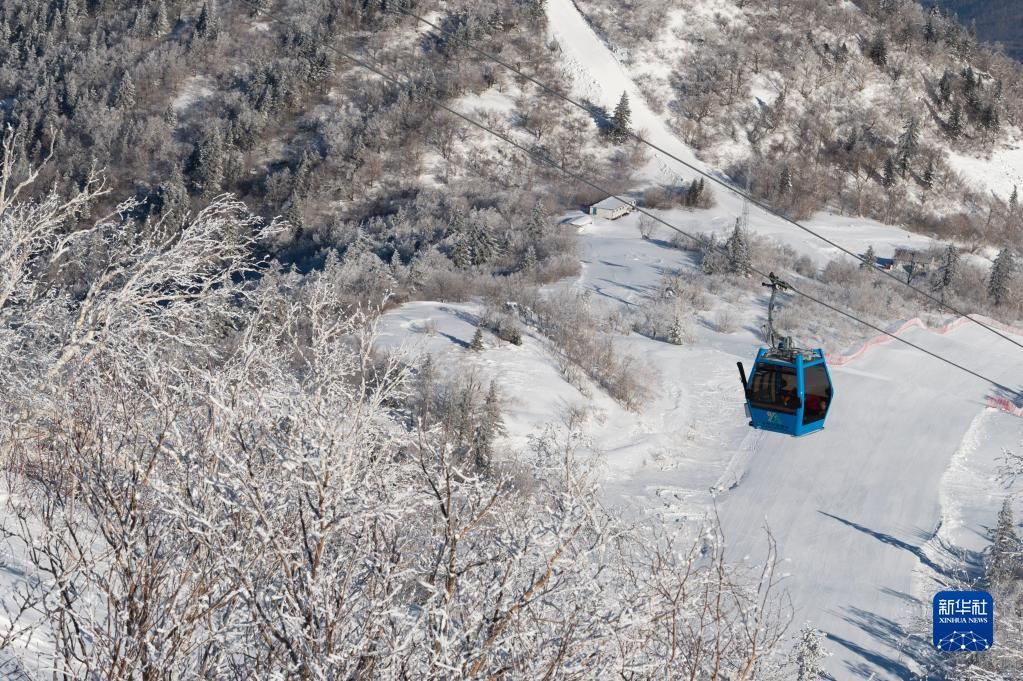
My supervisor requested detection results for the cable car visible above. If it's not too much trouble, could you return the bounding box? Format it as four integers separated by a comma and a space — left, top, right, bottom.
736, 273, 834, 437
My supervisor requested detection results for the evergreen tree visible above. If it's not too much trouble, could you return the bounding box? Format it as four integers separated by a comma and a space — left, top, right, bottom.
468, 218, 499, 267
868, 32, 888, 67
668, 311, 688, 345
195, 1, 220, 41
778, 165, 793, 196
882, 156, 897, 189
726, 220, 752, 276
937, 70, 953, 106
936, 243, 959, 300
452, 236, 472, 269
470, 327, 484, 352
112, 71, 137, 110
988, 249, 1014, 306
526, 199, 546, 241
794, 627, 829, 681
472, 383, 505, 474
188, 125, 225, 197
1010, 186, 1019, 215
609, 91, 631, 144
987, 498, 1021, 585
896, 117, 919, 176
948, 103, 964, 139
922, 158, 935, 192
150, 0, 169, 37
861, 245, 877, 270
158, 167, 189, 227
522, 244, 538, 271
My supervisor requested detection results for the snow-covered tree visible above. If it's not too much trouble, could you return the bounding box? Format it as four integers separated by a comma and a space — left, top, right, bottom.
470, 326, 484, 351
882, 156, 897, 189
987, 498, 1022, 586
935, 243, 960, 301
897, 117, 920, 176
988, 248, 1014, 306
948, 103, 964, 139
868, 32, 888, 67
726, 220, 752, 276
778, 165, 793, 196
861, 244, 877, 270
609, 91, 632, 145
150, 0, 169, 36
794, 626, 830, 681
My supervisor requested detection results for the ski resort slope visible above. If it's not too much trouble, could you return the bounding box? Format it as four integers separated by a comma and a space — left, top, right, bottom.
543, 1, 1023, 677
717, 324, 1023, 680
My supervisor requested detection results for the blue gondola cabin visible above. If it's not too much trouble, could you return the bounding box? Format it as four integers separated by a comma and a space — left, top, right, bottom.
738, 345, 833, 437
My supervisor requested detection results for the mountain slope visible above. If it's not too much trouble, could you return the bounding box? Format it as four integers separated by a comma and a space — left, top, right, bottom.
926, 0, 1023, 60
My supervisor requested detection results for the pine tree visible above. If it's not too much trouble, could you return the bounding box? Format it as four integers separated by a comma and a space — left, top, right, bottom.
987, 498, 1021, 585
948, 103, 964, 139
470, 327, 484, 352
882, 157, 897, 189
188, 125, 225, 197
522, 244, 538, 271
452, 236, 472, 269
794, 627, 830, 681
726, 220, 752, 276
112, 71, 137, 110
896, 118, 919, 177
195, 1, 220, 41
861, 245, 877, 270
778, 165, 793, 196
609, 91, 632, 145
472, 383, 505, 474
526, 199, 546, 241
937, 70, 953, 106
988, 249, 1014, 306
922, 158, 935, 192
868, 32, 888, 67
158, 167, 189, 227
936, 243, 959, 300
1010, 186, 1019, 215
151, 0, 170, 36
668, 312, 688, 345
468, 219, 499, 267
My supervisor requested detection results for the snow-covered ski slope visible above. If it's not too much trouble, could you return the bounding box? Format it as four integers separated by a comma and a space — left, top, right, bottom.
547, 1, 1023, 677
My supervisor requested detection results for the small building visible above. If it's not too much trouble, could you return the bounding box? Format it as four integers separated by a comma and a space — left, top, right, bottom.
589, 197, 636, 220
893, 247, 938, 269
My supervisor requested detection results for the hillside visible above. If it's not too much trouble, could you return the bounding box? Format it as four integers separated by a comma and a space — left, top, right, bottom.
925, 0, 1023, 60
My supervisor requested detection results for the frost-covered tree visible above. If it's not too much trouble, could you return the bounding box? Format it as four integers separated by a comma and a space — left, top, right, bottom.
897, 117, 920, 176
526, 199, 546, 241
187, 124, 225, 197
470, 326, 484, 351
112, 71, 137, 109
988, 249, 1014, 306
935, 243, 960, 301
987, 498, 1022, 585
1010, 185, 1020, 215
948, 103, 965, 139
609, 91, 632, 144
726, 220, 752, 276
861, 244, 877, 270
150, 0, 169, 36
868, 32, 888, 66
195, 1, 220, 41
794, 626, 830, 681
882, 156, 897, 189
778, 165, 793, 196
